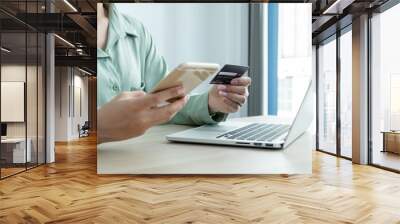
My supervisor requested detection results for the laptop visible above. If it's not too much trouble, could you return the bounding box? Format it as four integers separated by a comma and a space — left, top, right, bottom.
166, 82, 314, 149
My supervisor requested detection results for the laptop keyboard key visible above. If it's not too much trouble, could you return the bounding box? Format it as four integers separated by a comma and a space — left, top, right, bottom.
218, 123, 290, 142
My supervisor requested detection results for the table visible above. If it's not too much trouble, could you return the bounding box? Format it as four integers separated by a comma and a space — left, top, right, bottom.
97, 116, 313, 174
1, 138, 31, 164
382, 131, 400, 154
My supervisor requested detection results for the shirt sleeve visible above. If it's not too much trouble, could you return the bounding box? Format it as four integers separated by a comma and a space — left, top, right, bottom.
170, 91, 228, 126
140, 23, 227, 125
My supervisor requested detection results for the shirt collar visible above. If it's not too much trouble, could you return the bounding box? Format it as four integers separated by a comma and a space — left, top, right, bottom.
98, 4, 138, 58
97, 48, 108, 58
108, 4, 138, 42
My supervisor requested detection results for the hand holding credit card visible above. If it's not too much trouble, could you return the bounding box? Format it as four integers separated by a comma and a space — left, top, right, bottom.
210, 64, 249, 84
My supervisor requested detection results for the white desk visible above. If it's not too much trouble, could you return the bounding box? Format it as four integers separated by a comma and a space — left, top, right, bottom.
97, 116, 312, 174
1, 138, 31, 163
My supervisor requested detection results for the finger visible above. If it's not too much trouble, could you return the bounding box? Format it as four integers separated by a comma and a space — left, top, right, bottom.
219, 91, 246, 105
231, 76, 251, 86
217, 85, 247, 95
151, 96, 188, 124
223, 97, 240, 113
131, 91, 146, 97
142, 86, 185, 108
149, 96, 188, 125
115, 91, 146, 101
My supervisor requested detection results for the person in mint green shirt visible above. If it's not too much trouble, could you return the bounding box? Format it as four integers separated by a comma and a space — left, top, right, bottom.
97, 3, 251, 143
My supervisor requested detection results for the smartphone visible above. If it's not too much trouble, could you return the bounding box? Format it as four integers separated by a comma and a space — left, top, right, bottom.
151, 62, 220, 95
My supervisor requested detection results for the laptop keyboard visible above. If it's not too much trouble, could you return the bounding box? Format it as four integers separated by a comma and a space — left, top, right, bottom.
217, 123, 290, 142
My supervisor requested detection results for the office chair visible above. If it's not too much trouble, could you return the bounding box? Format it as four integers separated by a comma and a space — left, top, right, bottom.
79, 121, 90, 138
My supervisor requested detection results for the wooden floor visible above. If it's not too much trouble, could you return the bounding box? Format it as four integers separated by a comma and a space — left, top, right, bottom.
1, 167, 26, 178
1, 135, 400, 224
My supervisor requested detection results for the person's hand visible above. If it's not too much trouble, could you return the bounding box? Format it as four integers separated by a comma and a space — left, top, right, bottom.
98, 86, 188, 144
208, 77, 251, 113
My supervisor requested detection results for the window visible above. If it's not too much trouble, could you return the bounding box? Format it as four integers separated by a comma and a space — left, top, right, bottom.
390, 75, 400, 130
317, 37, 337, 155
371, 3, 400, 171
277, 4, 312, 117
0, 1, 46, 179
339, 29, 352, 158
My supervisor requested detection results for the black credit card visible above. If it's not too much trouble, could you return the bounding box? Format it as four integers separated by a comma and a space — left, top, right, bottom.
210, 64, 249, 84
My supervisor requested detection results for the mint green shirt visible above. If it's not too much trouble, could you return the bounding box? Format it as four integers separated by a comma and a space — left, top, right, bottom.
97, 5, 226, 125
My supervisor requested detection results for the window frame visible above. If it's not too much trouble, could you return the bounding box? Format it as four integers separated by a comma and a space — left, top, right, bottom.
315, 25, 352, 161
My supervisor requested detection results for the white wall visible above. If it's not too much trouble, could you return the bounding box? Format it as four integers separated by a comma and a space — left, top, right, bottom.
117, 3, 248, 69
72, 74, 89, 138
55, 67, 89, 141
55, 67, 69, 141
117, 3, 249, 117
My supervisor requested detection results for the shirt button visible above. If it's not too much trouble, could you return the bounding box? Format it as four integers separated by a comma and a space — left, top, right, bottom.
112, 85, 119, 92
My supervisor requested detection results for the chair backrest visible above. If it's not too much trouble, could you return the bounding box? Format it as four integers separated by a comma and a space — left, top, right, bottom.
82, 121, 90, 129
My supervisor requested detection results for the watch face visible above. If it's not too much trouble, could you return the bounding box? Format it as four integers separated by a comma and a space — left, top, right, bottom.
210, 64, 249, 85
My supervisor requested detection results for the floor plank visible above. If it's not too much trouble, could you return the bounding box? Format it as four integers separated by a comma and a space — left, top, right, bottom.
0, 135, 399, 224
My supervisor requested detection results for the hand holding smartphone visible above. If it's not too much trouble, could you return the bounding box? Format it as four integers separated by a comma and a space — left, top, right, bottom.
151, 62, 220, 95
